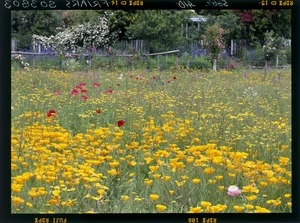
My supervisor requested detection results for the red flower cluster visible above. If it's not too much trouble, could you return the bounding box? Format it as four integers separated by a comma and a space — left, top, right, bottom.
71, 83, 88, 100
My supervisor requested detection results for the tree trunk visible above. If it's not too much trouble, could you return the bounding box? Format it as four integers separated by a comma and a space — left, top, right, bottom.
213, 59, 217, 72
276, 55, 279, 69
264, 60, 268, 81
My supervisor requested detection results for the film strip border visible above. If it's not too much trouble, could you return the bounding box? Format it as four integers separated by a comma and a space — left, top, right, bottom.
3, 0, 295, 10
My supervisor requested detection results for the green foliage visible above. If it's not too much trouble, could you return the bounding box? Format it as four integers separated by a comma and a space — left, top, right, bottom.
126, 10, 192, 52
243, 47, 265, 67
215, 10, 241, 42
185, 56, 211, 70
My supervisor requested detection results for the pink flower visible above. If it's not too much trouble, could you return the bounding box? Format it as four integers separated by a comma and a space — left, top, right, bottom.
82, 95, 88, 101
54, 90, 60, 95
227, 185, 242, 197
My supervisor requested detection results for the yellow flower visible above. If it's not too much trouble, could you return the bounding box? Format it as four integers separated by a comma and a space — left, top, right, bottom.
28, 189, 38, 198
12, 196, 25, 205
107, 169, 118, 176
150, 194, 159, 201
189, 206, 203, 213
144, 179, 153, 186
245, 204, 254, 210
175, 180, 186, 187
279, 157, 289, 166
26, 202, 33, 208
208, 179, 216, 184
156, 204, 167, 212
109, 160, 120, 168
233, 205, 244, 213
246, 195, 257, 201
242, 185, 259, 193
52, 190, 61, 197
203, 167, 215, 175
254, 206, 271, 213
153, 174, 161, 179
192, 178, 201, 184
260, 182, 268, 187
228, 173, 236, 177
161, 176, 171, 182
218, 186, 225, 191
284, 194, 291, 198
169, 190, 174, 195
215, 175, 223, 180
200, 201, 212, 208
121, 195, 130, 201
149, 165, 159, 173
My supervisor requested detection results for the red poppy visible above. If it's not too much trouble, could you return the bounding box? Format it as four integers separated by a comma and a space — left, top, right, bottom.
71, 89, 78, 96
117, 120, 125, 127
82, 95, 88, 101
106, 88, 113, 94
173, 76, 176, 80
81, 89, 87, 94
96, 109, 101, 114
153, 76, 156, 80
54, 90, 60, 95
76, 83, 85, 89
93, 82, 100, 87
47, 109, 56, 117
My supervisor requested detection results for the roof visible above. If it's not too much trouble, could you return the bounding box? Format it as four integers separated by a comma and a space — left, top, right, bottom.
188, 16, 207, 23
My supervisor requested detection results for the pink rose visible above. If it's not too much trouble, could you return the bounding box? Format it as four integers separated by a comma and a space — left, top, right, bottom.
227, 185, 242, 197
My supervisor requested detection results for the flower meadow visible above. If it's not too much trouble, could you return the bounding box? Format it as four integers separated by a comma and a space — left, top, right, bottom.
11, 67, 291, 213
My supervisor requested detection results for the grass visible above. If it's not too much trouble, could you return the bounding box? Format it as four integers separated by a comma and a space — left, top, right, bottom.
11, 66, 291, 213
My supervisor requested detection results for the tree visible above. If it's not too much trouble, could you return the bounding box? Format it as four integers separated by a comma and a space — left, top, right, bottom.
108, 10, 137, 42
202, 24, 226, 71
233, 9, 291, 47
11, 11, 63, 50
126, 10, 193, 53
